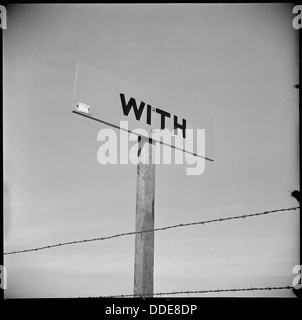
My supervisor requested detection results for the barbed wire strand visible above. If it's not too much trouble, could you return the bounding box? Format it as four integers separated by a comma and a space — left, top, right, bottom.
100, 285, 293, 298
4, 206, 299, 256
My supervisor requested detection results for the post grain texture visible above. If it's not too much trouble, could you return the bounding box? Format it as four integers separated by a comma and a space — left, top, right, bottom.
134, 137, 155, 297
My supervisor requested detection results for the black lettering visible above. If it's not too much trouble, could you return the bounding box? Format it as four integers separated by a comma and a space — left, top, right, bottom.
156, 108, 171, 129
120, 93, 145, 121
174, 115, 186, 138
147, 104, 152, 125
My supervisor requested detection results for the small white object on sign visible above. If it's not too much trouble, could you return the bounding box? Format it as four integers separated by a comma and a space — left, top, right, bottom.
76, 102, 91, 115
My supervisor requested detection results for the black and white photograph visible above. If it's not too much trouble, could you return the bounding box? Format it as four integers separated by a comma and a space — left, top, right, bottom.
2, 3, 301, 306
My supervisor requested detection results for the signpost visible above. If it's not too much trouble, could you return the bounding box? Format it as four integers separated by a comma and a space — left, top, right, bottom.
72, 61, 214, 297
134, 137, 155, 297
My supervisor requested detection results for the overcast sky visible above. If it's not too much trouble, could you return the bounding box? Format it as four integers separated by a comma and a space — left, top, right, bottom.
4, 3, 299, 298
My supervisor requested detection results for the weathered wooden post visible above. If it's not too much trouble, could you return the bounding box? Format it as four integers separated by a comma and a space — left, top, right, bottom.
134, 136, 155, 297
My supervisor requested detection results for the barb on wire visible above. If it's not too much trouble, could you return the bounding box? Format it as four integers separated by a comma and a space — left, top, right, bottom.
4, 206, 299, 255
101, 285, 293, 298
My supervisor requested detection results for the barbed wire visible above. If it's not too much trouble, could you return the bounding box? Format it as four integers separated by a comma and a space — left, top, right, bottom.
4, 206, 299, 256
100, 285, 294, 298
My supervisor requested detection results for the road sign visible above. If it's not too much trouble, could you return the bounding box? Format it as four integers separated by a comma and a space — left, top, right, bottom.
71, 61, 215, 298
76, 102, 91, 115
73, 61, 214, 161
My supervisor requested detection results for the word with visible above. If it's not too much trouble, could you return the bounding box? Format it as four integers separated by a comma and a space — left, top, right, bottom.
97, 121, 206, 175
292, 265, 301, 289
293, 5, 302, 29
105, 304, 139, 318
120, 93, 187, 138
0, 5, 7, 29
0, 265, 7, 289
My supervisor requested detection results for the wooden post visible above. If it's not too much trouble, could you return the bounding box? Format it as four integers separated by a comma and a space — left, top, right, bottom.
134, 136, 155, 297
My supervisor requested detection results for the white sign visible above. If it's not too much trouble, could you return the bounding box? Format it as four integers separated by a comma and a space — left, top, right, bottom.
72, 61, 213, 160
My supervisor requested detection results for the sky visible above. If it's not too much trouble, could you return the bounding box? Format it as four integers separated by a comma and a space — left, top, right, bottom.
3, 3, 300, 298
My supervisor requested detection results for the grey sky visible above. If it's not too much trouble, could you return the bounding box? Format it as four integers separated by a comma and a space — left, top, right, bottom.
4, 3, 299, 298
